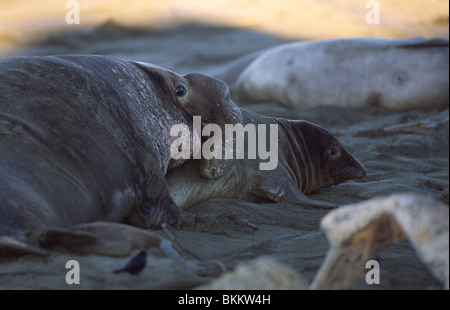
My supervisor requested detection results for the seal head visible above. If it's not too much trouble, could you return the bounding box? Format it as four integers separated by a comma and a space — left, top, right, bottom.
171, 73, 243, 179
283, 120, 367, 193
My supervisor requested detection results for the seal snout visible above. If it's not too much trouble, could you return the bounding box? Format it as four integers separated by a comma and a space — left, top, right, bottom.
339, 156, 367, 181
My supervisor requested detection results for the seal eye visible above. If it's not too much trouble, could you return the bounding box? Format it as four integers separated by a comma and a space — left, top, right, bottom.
328, 147, 340, 159
175, 85, 187, 97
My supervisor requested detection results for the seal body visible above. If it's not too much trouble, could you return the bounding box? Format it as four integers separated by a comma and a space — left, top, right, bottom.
218, 37, 449, 110
166, 109, 367, 210
0, 55, 242, 238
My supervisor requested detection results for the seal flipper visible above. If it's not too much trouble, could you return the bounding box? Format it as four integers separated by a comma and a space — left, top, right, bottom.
127, 198, 180, 229
129, 194, 181, 229
0, 236, 48, 258
254, 177, 338, 209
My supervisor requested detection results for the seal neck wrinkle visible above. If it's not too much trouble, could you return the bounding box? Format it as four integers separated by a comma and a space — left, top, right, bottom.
296, 130, 317, 194
278, 120, 317, 194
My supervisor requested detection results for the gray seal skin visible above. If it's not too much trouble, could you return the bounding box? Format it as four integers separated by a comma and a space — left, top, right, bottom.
0, 55, 242, 241
166, 109, 367, 210
216, 37, 449, 110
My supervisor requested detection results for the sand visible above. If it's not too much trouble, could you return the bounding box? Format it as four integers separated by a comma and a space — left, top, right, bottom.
0, 0, 448, 290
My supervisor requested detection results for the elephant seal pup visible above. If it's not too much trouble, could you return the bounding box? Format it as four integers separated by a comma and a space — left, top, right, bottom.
166, 109, 367, 210
0, 55, 242, 250
216, 37, 449, 110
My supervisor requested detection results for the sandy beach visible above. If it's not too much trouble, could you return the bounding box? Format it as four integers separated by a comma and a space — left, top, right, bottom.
0, 0, 448, 290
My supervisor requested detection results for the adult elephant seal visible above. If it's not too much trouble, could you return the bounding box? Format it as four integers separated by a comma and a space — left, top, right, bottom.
0, 55, 241, 253
216, 37, 449, 110
166, 108, 367, 210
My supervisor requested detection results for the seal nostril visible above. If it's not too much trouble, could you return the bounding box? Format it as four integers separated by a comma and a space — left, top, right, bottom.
339, 165, 367, 181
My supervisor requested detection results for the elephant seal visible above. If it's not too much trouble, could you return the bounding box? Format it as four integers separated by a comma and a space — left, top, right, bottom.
0, 55, 242, 251
166, 108, 367, 210
216, 37, 449, 110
